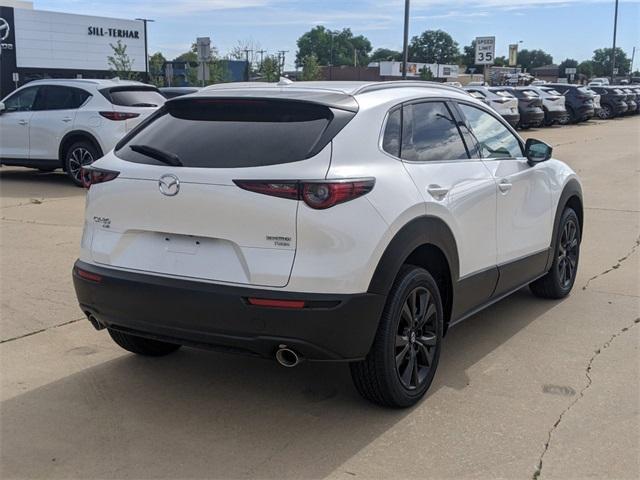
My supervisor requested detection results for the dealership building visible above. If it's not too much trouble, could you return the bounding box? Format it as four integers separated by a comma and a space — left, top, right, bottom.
0, 1, 146, 98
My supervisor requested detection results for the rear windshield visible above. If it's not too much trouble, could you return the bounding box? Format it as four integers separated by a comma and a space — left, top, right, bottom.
101, 87, 165, 107
115, 98, 342, 168
492, 90, 514, 98
541, 88, 562, 95
520, 90, 539, 97
577, 87, 592, 95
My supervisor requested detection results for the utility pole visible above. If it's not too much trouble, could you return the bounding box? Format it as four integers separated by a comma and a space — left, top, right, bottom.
277, 50, 288, 75
630, 46, 636, 81
402, 0, 410, 79
257, 49, 266, 70
611, 0, 619, 83
135, 18, 155, 82
244, 48, 253, 81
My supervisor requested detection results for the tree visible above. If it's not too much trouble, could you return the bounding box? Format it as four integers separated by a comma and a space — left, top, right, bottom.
369, 48, 402, 62
148, 51, 166, 87
558, 58, 578, 78
460, 40, 476, 69
261, 55, 281, 82
301, 54, 322, 81
517, 49, 553, 71
577, 60, 595, 78
408, 30, 459, 64
419, 66, 434, 81
592, 47, 630, 76
295, 26, 372, 67
107, 40, 136, 79
494, 56, 508, 67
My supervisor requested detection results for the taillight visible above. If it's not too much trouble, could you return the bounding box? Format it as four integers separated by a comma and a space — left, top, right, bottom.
233, 178, 375, 209
75, 267, 102, 283
99, 111, 140, 121
81, 167, 119, 188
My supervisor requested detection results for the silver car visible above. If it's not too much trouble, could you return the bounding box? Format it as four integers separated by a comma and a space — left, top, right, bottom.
523, 86, 569, 125
464, 86, 520, 127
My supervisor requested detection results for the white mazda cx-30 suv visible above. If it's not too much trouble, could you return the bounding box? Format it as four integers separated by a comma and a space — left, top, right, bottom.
73, 80, 583, 407
0, 78, 164, 185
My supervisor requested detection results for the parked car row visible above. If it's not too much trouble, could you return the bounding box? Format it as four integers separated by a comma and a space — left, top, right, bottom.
464, 84, 639, 129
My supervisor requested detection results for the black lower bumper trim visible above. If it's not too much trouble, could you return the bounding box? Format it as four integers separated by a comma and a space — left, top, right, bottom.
73, 261, 386, 361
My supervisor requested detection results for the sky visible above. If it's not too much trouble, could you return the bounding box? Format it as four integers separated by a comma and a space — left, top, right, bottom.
34, 0, 640, 70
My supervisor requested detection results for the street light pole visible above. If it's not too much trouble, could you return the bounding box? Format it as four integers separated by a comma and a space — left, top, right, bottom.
611, 0, 619, 83
402, 0, 410, 79
135, 18, 154, 83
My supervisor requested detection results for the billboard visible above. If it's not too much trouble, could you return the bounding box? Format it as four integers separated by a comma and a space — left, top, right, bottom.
13, 8, 146, 71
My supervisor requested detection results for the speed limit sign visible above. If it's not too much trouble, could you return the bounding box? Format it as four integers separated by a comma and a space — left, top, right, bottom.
475, 36, 495, 65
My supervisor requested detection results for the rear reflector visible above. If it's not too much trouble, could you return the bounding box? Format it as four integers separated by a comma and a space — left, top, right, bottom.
99, 111, 140, 121
76, 268, 102, 283
247, 298, 305, 309
234, 178, 375, 209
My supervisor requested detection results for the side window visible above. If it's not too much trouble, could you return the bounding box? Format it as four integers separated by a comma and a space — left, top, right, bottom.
401, 101, 469, 162
33, 86, 90, 111
382, 107, 401, 157
458, 103, 523, 159
3, 87, 39, 112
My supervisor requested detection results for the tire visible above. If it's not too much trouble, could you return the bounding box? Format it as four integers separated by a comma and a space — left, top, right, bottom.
530, 208, 580, 299
64, 140, 99, 186
566, 106, 577, 123
598, 104, 612, 120
108, 328, 181, 356
350, 265, 443, 408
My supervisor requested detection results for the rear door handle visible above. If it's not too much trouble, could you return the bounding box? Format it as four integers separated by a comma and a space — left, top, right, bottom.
498, 179, 512, 193
18, 119, 28, 125
62, 117, 72, 123
427, 185, 449, 200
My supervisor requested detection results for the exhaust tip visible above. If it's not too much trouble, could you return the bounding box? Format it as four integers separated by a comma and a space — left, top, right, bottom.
275, 346, 301, 367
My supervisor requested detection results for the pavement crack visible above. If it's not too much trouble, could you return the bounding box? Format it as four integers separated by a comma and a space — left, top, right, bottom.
532, 317, 640, 480
582, 236, 640, 290
0, 318, 84, 344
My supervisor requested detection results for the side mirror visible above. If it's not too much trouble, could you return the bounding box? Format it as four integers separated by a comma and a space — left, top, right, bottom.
0, 102, 5, 114
525, 138, 552, 166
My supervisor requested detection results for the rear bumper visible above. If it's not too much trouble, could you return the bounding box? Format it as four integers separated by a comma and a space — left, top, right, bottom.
501, 113, 520, 127
73, 261, 386, 361
545, 109, 569, 123
518, 110, 544, 126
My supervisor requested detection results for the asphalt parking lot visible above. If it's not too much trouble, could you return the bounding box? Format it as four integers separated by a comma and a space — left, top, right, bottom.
1, 117, 639, 479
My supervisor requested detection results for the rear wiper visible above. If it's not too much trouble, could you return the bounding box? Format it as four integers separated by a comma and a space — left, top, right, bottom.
129, 144, 183, 167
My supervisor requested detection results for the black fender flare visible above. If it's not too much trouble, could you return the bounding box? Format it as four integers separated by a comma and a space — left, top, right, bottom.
367, 215, 459, 295
545, 178, 583, 271
58, 130, 104, 165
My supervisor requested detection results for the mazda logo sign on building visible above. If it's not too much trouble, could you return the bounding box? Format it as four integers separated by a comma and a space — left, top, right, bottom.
0, 17, 9, 41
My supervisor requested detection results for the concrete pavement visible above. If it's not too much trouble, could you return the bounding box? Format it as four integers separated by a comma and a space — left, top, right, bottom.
1, 117, 638, 479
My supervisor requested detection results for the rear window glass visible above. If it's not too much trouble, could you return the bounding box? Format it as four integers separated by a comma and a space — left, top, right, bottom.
577, 87, 592, 95
102, 87, 165, 107
541, 89, 562, 95
467, 91, 485, 99
520, 90, 539, 97
492, 90, 514, 98
115, 98, 338, 168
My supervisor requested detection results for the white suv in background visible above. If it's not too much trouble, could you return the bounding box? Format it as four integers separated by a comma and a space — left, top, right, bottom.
0, 79, 164, 185
73, 81, 583, 407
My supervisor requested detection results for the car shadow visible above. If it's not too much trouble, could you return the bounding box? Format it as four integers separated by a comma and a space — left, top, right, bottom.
1, 288, 560, 479
0, 167, 84, 200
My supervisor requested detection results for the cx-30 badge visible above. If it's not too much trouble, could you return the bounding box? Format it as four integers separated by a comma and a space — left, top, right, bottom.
158, 174, 180, 196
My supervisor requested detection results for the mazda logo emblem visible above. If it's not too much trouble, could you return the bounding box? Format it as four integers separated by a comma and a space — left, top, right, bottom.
158, 174, 180, 196
0, 18, 9, 42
